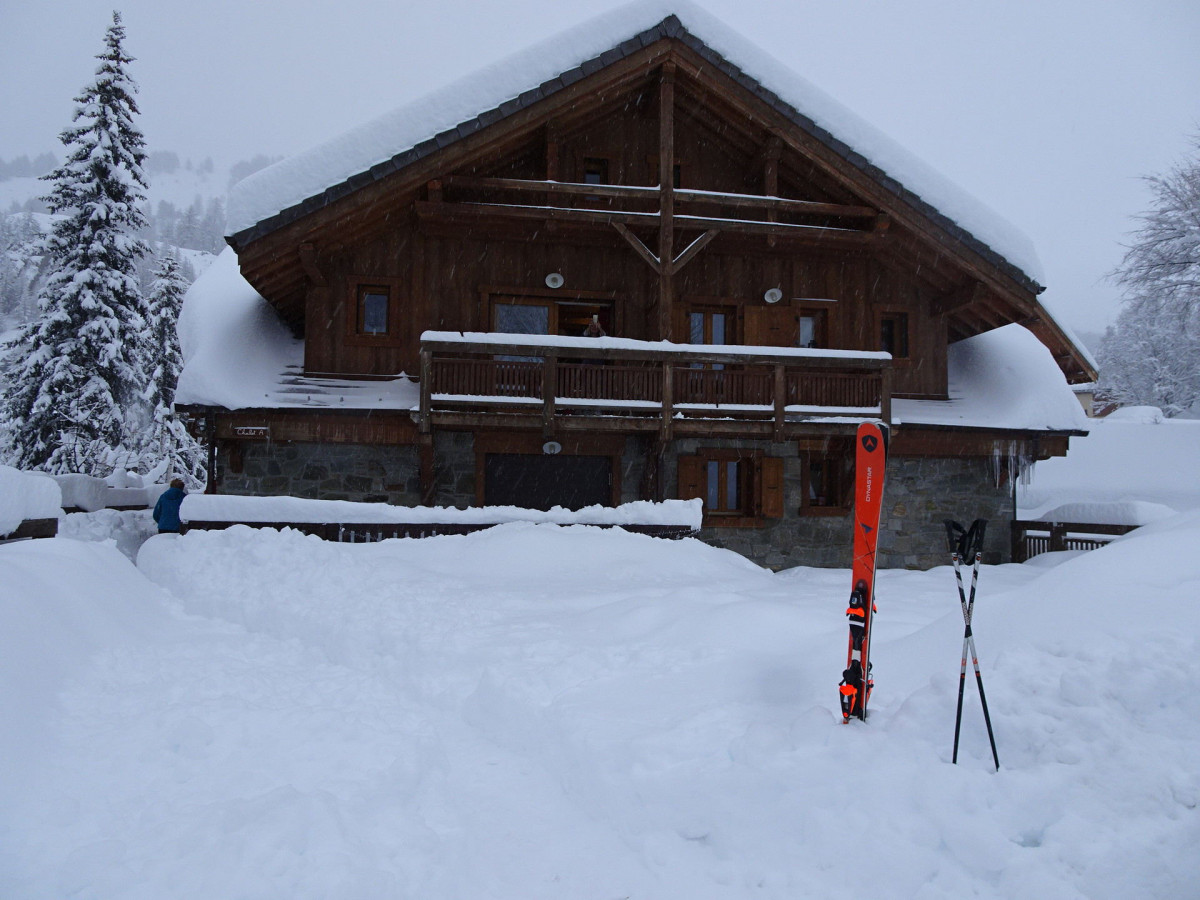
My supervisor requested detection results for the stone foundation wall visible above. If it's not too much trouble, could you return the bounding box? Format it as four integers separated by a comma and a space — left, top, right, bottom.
666, 441, 1012, 570
218, 436, 1013, 570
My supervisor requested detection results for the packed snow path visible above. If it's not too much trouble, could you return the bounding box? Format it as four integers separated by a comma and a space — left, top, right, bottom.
1, 518, 1198, 898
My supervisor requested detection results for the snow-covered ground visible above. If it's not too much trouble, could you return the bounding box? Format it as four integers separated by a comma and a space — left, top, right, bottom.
1, 510, 1197, 898
1020, 406, 1200, 521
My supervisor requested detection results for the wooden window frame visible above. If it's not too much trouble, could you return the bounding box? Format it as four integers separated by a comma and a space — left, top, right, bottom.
685, 303, 738, 347
483, 286, 619, 337
678, 448, 784, 527
798, 441, 854, 516
878, 309, 911, 362
345, 277, 404, 347
646, 155, 685, 188
795, 305, 830, 349
581, 155, 612, 186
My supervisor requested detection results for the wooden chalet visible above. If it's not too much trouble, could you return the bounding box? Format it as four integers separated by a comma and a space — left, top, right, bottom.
182, 7, 1094, 568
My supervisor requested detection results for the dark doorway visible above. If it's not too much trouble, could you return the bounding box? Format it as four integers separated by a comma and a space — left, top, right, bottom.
484, 453, 612, 511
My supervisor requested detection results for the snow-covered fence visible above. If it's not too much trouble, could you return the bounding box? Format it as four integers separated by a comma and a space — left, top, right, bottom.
0, 466, 61, 541
179, 494, 702, 542
1010, 519, 1138, 562
55, 473, 166, 513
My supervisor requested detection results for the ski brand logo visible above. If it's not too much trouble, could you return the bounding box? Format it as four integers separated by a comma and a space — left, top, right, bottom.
864, 466, 874, 503
861, 434, 878, 453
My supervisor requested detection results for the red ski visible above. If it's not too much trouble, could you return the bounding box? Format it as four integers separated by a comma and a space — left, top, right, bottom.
839, 422, 888, 722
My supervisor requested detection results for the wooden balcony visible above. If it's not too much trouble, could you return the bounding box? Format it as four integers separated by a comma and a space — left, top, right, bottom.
419, 332, 891, 439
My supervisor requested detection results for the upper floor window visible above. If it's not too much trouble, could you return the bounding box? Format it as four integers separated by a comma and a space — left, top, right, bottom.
880, 312, 909, 359
357, 285, 390, 336
688, 307, 733, 346
582, 157, 610, 185
798, 309, 828, 349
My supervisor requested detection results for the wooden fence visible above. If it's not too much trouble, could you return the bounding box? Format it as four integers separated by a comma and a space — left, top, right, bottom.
1010, 520, 1137, 563
183, 520, 697, 543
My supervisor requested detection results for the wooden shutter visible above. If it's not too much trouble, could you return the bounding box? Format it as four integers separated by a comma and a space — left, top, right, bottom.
758, 456, 785, 518
677, 454, 705, 503
744, 307, 798, 348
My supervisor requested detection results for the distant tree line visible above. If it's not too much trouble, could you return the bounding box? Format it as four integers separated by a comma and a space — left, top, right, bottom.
1099, 138, 1200, 417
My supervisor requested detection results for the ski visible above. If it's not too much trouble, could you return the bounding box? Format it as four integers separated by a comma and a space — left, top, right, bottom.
945, 519, 1000, 770
839, 422, 888, 722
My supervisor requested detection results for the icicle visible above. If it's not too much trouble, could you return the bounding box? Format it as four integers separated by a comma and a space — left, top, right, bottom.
991, 439, 1033, 488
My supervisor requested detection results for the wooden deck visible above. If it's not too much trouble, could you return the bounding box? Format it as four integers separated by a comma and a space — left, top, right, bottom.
419, 334, 891, 439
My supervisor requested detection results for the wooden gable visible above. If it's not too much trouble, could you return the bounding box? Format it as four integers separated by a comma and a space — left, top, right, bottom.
229, 16, 1095, 385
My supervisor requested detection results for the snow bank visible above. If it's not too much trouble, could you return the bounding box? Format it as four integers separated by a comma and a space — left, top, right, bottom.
182, 493, 702, 528
0, 466, 61, 534
895, 324, 1091, 432
0, 540, 173, 799
1034, 500, 1176, 527
174, 247, 303, 409
227, 0, 1042, 285
1020, 408, 1200, 517
2, 513, 1200, 896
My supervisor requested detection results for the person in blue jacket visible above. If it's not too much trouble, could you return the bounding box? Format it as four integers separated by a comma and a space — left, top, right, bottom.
153, 478, 187, 534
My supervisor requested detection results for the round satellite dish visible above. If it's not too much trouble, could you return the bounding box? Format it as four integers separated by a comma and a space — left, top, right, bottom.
545, 272, 565, 289
543, 440, 562, 455
763, 287, 783, 304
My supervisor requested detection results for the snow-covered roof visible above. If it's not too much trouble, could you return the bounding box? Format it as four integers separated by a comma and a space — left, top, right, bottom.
177, 254, 1085, 434
226, 1, 1042, 289
893, 324, 1091, 433
175, 248, 419, 411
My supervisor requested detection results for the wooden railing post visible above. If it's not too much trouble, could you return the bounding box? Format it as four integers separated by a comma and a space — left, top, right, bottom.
542, 354, 557, 437
660, 361, 674, 441
773, 364, 786, 441
880, 366, 893, 426
419, 347, 432, 433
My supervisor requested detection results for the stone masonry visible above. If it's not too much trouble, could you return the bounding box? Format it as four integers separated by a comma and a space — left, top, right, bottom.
218, 435, 1013, 570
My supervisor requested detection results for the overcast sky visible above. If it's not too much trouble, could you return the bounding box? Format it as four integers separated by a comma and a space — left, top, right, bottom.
3, 0, 1198, 334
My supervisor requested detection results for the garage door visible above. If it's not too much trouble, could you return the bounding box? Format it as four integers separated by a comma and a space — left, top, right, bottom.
484, 453, 612, 511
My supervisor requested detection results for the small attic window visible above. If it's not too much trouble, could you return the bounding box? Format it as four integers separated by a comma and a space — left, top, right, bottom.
357, 286, 390, 335
582, 157, 609, 185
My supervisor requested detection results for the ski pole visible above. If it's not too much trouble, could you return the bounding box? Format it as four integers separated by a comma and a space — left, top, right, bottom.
945, 520, 999, 771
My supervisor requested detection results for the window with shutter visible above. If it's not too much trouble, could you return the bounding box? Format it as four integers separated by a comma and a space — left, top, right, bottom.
678, 450, 785, 525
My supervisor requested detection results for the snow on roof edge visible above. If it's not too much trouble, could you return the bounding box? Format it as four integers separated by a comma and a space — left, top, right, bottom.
226, 1, 1043, 286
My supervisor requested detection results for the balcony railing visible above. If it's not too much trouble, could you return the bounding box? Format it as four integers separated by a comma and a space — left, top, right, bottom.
419, 331, 892, 436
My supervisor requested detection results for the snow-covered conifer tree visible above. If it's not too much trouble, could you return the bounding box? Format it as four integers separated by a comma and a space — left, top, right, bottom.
1101, 139, 1200, 416
0, 12, 153, 473
145, 250, 205, 485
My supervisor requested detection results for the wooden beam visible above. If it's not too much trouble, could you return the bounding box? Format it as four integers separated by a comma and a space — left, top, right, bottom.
419, 434, 435, 506
297, 243, 326, 287
444, 175, 880, 220
932, 280, 986, 317
669, 228, 720, 275
541, 353, 557, 437
416, 200, 876, 242
445, 174, 658, 202
658, 62, 676, 341
612, 222, 661, 274
419, 347, 432, 434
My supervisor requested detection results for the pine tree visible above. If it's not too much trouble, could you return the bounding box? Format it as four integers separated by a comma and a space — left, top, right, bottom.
145, 250, 205, 485
0, 12, 153, 474
1101, 138, 1200, 416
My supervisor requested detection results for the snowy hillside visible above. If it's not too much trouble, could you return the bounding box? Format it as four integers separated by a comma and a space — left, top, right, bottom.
1, 514, 1197, 898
